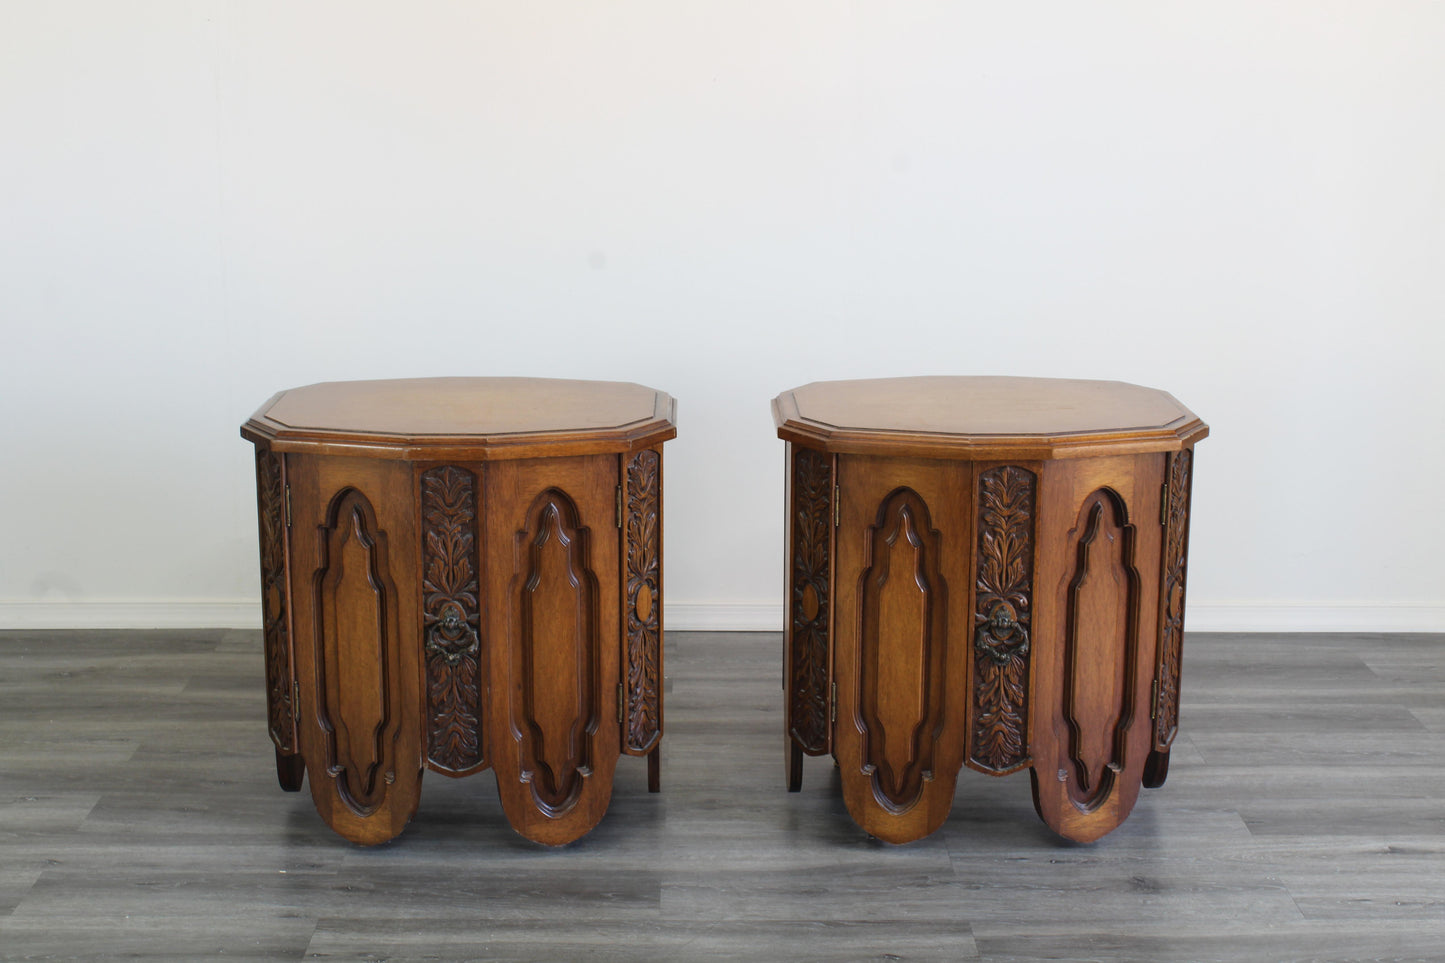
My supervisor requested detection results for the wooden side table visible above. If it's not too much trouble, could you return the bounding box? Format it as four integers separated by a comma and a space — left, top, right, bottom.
241, 378, 675, 845
774, 377, 1207, 843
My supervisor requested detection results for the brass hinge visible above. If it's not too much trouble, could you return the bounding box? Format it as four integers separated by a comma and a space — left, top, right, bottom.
1150, 679, 1158, 719
833, 485, 840, 528
1159, 482, 1169, 526
615, 485, 624, 529
292, 679, 301, 724
830, 680, 837, 724
284, 485, 293, 528
617, 682, 625, 725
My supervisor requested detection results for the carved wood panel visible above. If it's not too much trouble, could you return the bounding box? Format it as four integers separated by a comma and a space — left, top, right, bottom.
421, 466, 484, 775
831, 456, 971, 843
623, 450, 662, 754
1153, 448, 1193, 751
1060, 488, 1142, 813
312, 487, 405, 817
788, 447, 832, 755
515, 489, 600, 815
1026, 455, 1165, 843
254, 447, 296, 754
969, 465, 1035, 775
483, 455, 620, 846
857, 488, 948, 814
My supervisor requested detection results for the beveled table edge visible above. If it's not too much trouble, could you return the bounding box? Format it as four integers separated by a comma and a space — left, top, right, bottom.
242, 384, 677, 461
772, 385, 1208, 461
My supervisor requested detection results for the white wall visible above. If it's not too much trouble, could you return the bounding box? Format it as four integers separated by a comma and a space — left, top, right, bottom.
2, 2, 1442, 632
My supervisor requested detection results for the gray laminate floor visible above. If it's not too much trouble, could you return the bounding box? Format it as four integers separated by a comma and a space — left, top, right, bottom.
1, 630, 1443, 962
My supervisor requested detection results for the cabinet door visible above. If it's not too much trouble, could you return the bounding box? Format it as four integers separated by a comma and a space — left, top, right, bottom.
286, 454, 424, 845
833, 455, 972, 843
483, 455, 621, 845
1029, 453, 1164, 842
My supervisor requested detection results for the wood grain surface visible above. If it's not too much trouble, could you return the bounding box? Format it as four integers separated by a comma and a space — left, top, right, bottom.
832, 455, 972, 843
286, 454, 424, 846
2, 628, 1443, 960
242, 377, 677, 461
243, 379, 673, 847
774, 376, 1207, 460
1027, 454, 1163, 843
779, 379, 1199, 844
482, 454, 622, 846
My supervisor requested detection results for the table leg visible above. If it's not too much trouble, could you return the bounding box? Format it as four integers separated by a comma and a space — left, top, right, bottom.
275, 748, 305, 792
787, 740, 803, 792
648, 746, 661, 793
1024, 470, 1159, 843
1143, 748, 1170, 788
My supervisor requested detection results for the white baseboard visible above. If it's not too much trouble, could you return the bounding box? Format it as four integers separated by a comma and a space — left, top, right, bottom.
0, 599, 262, 630
1182, 601, 1445, 634
0, 598, 1441, 634
665, 602, 783, 632
0, 599, 790, 632
669, 601, 1445, 633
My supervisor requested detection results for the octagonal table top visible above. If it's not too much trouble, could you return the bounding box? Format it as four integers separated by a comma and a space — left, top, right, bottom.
773, 376, 1206, 460
242, 377, 676, 460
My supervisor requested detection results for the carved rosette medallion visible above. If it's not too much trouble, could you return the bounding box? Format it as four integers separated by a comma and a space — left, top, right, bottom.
624, 450, 662, 753
1153, 449, 1193, 751
255, 448, 296, 753
970, 466, 1035, 774
421, 466, 484, 774
789, 448, 832, 754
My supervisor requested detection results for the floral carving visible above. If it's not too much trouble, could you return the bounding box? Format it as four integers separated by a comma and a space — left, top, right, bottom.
624, 450, 662, 753
970, 466, 1035, 774
789, 448, 832, 753
422, 466, 483, 773
256, 448, 295, 753
1154, 449, 1193, 750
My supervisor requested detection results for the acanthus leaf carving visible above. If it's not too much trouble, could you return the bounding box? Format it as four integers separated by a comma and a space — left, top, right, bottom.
1153, 449, 1193, 750
624, 450, 662, 753
970, 465, 1035, 775
789, 448, 832, 754
421, 466, 484, 774
255, 448, 296, 753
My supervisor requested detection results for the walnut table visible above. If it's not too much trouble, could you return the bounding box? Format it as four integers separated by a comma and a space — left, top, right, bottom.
774, 376, 1207, 843
241, 378, 674, 846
